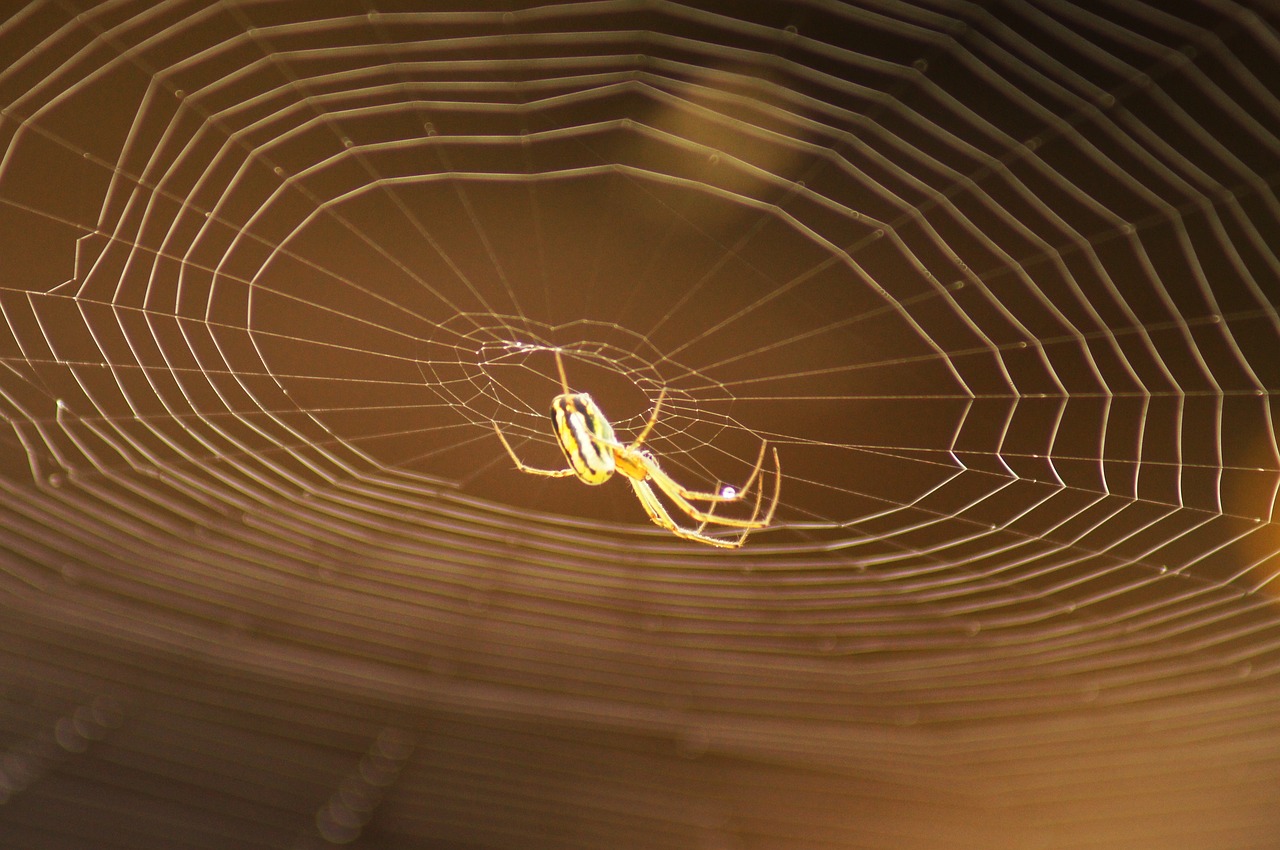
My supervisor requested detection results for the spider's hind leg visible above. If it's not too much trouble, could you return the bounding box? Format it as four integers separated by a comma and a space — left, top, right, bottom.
492, 422, 577, 478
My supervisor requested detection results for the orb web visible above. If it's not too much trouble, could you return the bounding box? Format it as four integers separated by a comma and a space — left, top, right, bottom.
1, 1, 1279, 848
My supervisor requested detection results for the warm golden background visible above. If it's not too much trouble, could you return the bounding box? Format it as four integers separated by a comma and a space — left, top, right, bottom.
1, 1, 1278, 847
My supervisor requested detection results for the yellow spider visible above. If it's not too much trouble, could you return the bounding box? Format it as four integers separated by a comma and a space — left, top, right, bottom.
492, 352, 780, 548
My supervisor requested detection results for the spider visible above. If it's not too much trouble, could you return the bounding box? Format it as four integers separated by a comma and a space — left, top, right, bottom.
492, 351, 780, 548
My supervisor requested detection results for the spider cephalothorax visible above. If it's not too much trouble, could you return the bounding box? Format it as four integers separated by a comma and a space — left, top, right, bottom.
492, 352, 779, 548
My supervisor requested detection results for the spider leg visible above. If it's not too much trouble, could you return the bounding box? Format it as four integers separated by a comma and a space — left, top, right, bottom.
626, 386, 667, 451
664, 439, 771, 504
642, 448, 781, 530
627, 477, 751, 549
695, 471, 766, 539
590, 411, 767, 505
554, 349, 574, 397
492, 422, 577, 478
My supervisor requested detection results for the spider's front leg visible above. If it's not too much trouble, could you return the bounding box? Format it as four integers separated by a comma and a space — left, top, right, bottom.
642, 447, 781, 531
627, 478, 750, 549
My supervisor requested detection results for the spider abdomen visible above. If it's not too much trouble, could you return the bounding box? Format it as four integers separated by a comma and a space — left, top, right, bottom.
552, 393, 617, 485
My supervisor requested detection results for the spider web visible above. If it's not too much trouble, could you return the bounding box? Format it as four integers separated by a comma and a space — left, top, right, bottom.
1, 1, 1280, 848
